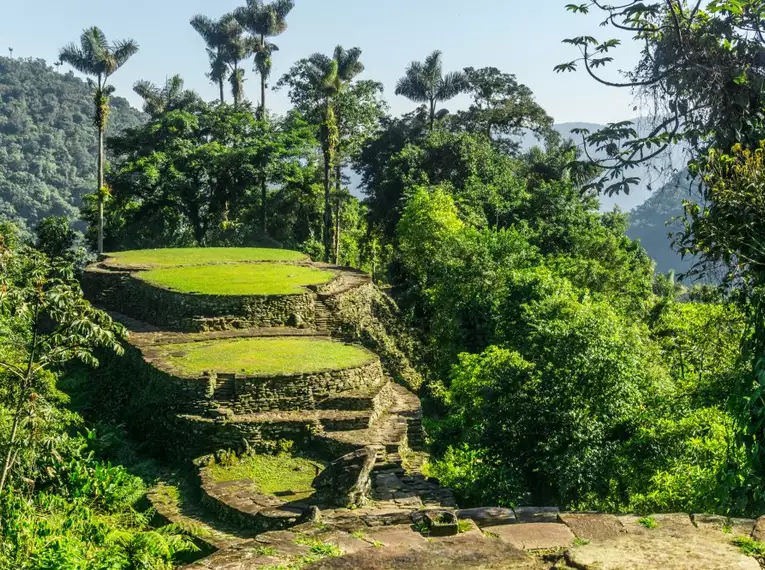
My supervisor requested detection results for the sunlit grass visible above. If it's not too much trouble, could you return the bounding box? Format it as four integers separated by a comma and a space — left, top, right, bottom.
106, 247, 307, 267
159, 337, 375, 376
209, 453, 324, 501
136, 263, 335, 296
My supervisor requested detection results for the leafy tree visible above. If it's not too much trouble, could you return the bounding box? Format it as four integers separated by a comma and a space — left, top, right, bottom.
106, 104, 311, 247
234, 0, 295, 116
279, 46, 368, 261
35, 216, 75, 260
359, 128, 526, 244
395, 50, 467, 130
432, 277, 666, 506
133, 74, 202, 117
453, 67, 554, 155
558, 0, 765, 195
332, 79, 386, 262
397, 185, 464, 286
59, 27, 139, 254
0, 232, 125, 493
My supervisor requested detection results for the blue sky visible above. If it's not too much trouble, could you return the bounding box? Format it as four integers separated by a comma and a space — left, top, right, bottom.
2, 0, 642, 124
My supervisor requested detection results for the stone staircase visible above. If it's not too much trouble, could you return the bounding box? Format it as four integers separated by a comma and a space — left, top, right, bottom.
313, 297, 336, 334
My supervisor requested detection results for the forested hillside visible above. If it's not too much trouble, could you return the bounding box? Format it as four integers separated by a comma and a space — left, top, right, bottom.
628, 170, 696, 276
0, 56, 145, 234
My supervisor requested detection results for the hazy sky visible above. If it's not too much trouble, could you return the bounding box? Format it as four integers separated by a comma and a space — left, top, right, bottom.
1, 0, 643, 124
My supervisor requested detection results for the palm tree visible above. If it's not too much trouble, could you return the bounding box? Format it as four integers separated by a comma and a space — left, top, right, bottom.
304, 46, 365, 262
133, 75, 202, 117
191, 14, 250, 105
59, 27, 138, 254
235, 0, 294, 117
395, 50, 467, 130
330, 47, 364, 263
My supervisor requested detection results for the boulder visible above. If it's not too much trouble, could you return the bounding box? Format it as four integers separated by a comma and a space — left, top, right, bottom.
751, 515, 765, 542
313, 446, 377, 507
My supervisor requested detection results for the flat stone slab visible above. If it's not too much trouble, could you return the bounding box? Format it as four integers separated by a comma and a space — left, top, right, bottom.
305, 532, 541, 569
565, 531, 760, 569
558, 513, 625, 541
457, 506, 516, 527
490, 522, 574, 550
362, 525, 428, 548
513, 506, 560, 523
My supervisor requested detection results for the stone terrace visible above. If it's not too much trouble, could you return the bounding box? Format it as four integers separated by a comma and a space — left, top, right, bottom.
82, 248, 461, 569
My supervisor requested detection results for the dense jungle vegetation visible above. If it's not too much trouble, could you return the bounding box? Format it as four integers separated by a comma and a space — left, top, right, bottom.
4, 0, 765, 567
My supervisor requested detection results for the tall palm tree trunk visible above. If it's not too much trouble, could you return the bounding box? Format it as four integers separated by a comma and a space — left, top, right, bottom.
219, 78, 225, 104
261, 179, 268, 235
98, 125, 105, 254
260, 34, 267, 117
322, 146, 332, 263
429, 98, 436, 130
94, 83, 107, 255
333, 163, 342, 264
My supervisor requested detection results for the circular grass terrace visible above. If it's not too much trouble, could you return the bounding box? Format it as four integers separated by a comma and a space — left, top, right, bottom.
105, 247, 307, 268
157, 337, 375, 376
135, 263, 336, 296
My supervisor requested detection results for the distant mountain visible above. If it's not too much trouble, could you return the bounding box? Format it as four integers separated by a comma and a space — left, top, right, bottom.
627, 169, 700, 276
0, 56, 145, 234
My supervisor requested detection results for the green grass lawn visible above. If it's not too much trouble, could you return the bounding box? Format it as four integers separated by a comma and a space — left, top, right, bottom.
159, 337, 375, 375
209, 453, 324, 500
106, 247, 307, 267
136, 263, 335, 295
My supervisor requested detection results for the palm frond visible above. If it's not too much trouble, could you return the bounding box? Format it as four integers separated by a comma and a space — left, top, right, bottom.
438, 70, 468, 100
110, 39, 139, 72
58, 44, 90, 75
395, 75, 430, 103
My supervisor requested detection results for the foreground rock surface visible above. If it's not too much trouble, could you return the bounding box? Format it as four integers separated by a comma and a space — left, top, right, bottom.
306, 532, 541, 570
180, 513, 765, 570
565, 531, 759, 569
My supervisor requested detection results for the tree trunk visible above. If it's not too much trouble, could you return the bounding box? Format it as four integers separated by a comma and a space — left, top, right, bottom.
323, 145, 332, 263
0, 391, 25, 493
97, 103, 105, 255
429, 99, 436, 130
259, 34, 267, 118
233, 62, 240, 107
261, 178, 267, 236
333, 163, 342, 264
219, 78, 225, 104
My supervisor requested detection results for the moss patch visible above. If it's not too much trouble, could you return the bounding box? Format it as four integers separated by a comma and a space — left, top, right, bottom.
136, 263, 335, 296
209, 453, 324, 501
106, 247, 307, 267
158, 337, 375, 376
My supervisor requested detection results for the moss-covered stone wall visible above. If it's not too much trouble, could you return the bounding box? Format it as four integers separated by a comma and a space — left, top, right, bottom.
323, 283, 424, 391
224, 361, 384, 414
81, 267, 316, 331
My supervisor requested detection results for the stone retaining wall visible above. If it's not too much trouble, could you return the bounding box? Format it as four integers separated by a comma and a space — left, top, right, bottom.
323, 282, 423, 391
81, 267, 317, 331
90, 337, 385, 460
221, 361, 385, 414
